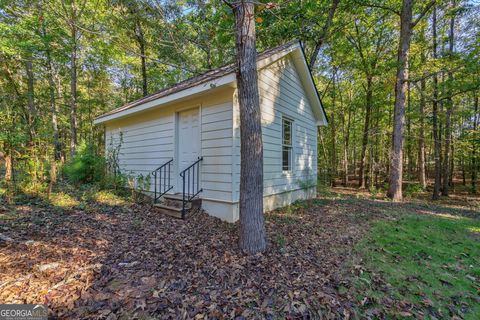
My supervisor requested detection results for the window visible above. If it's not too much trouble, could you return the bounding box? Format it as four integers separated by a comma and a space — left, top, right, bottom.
282, 118, 293, 172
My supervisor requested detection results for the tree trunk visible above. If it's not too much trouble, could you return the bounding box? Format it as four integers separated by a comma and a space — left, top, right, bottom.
25, 58, 38, 183
43, 24, 62, 164
418, 62, 427, 188
388, 0, 413, 201
372, 107, 380, 188
406, 82, 413, 180
5, 153, 12, 182
442, 1, 455, 196
70, 25, 78, 158
449, 141, 454, 190
25, 59, 36, 143
342, 93, 351, 187
330, 68, 337, 187
472, 94, 478, 194
135, 18, 148, 97
359, 76, 372, 188
233, 1, 266, 254
432, 6, 441, 200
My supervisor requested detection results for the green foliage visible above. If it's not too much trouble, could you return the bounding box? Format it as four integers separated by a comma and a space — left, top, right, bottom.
63, 143, 106, 184
369, 183, 387, 198
1, 0, 479, 203
126, 173, 152, 203
404, 183, 425, 198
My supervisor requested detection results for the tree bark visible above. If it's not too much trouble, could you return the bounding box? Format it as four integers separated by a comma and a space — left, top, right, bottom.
418, 48, 427, 188
432, 6, 441, 200
5, 154, 12, 182
359, 76, 372, 188
472, 94, 478, 194
449, 141, 454, 190
442, 0, 455, 196
407, 81, 413, 180
388, 0, 413, 201
43, 24, 62, 163
25, 57, 38, 183
135, 18, 148, 97
233, 0, 266, 254
70, 24, 78, 158
330, 68, 337, 187
25, 58, 36, 143
341, 91, 351, 187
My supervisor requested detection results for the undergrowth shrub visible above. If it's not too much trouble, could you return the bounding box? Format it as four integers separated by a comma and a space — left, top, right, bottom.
64, 142, 106, 184
63, 141, 127, 190
404, 183, 424, 198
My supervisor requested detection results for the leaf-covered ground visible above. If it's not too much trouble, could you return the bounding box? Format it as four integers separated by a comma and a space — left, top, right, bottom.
0, 188, 479, 319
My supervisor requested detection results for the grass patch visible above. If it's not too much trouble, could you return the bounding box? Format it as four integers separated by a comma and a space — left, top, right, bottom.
48, 192, 80, 208
354, 213, 480, 318
93, 190, 126, 206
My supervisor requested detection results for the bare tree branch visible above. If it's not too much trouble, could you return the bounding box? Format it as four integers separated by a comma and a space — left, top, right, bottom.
411, 0, 436, 28
309, 0, 340, 68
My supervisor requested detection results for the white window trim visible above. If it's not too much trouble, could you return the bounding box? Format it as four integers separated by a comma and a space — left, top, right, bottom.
282, 117, 294, 173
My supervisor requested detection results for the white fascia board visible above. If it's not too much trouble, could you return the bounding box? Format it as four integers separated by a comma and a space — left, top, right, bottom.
257, 42, 301, 70
290, 49, 328, 126
94, 73, 236, 124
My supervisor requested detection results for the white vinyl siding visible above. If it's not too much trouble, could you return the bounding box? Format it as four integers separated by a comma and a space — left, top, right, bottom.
105, 113, 175, 188
105, 89, 234, 199
233, 56, 318, 200
201, 101, 234, 202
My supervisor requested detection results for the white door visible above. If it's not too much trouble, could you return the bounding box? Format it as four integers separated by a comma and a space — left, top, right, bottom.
177, 108, 201, 193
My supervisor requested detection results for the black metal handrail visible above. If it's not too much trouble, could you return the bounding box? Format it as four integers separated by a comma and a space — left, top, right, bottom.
179, 156, 203, 218
152, 159, 173, 202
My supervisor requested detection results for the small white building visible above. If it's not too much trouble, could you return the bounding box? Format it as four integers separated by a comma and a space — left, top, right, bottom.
94, 40, 328, 222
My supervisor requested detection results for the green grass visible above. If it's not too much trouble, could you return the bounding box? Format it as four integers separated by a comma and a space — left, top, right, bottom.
355, 212, 480, 319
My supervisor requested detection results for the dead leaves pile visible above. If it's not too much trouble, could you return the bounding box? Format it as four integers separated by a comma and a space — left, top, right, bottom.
1, 199, 370, 319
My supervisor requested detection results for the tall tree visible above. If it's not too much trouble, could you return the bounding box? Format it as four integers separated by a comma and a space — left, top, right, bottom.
432, 5, 442, 200
226, 0, 266, 254
441, 0, 456, 196
472, 93, 478, 194
416, 24, 427, 189
61, 0, 87, 158
330, 66, 338, 186
345, 15, 392, 189
388, 0, 435, 201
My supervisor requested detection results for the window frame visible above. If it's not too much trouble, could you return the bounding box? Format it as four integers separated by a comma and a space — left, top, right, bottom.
282, 117, 294, 173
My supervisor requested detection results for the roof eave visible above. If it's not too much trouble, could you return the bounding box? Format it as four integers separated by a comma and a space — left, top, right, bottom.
93, 73, 236, 125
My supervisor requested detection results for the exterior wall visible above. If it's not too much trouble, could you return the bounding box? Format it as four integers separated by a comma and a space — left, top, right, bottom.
232, 56, 318, 218
103, 55, 319, 223
105, 87, 236, 221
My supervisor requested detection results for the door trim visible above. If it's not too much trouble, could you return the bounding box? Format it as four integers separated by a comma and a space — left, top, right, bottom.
174, 105, 201, 193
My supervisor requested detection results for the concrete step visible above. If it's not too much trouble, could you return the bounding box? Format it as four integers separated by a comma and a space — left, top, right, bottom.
153, 203, 183, 219
162, 194, 202, 210
153, 194, 202, 219
163, 194, 185, 201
